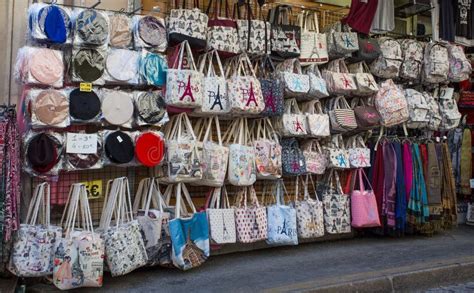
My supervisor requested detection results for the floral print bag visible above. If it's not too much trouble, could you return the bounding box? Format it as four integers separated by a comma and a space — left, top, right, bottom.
53, 183, 104, 290
10, 182, 62, 277
301, 139, 328, 175
252, 118, 282, 180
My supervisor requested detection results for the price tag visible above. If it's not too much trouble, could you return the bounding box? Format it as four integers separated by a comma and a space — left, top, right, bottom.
66, 133, 97, 154
80, 82, 92, 92
82, 180, 102, 199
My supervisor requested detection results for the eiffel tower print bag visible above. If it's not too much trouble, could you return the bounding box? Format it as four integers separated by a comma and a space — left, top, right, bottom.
265, 180, 298, 246
277, 58, 310, 98
348, 61, 379, 96
305, 64, 329, 99
268, 5, 301, 60
235, 2, 271, 56
298, 11, 328, 66
252, 118, 282, 180
166, 40, 203, 109
227, 53, 264, 115
274, 98, 308, 137
169, 183, 210, 270
294, 175, 325, 239
322, 170, 351, 234
323, 58, 357, 95
167, 0, 208, 49
325, 22, 359, 59
195, 50, 230, 115
348, 135, 371, 168
301, 100, 330, 138
234, 185, 267, 243
206, 0, 240, 58
301, 139, 328, 175
205, 187, 237, 244
325, 135, 350, 170
256, 56, 284, 117
281, 137, 306, 176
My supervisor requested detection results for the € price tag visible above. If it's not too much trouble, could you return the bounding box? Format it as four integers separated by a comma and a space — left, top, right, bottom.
66, 133, 98, 154
80, 82, 92, 92
82, 180, 102, 199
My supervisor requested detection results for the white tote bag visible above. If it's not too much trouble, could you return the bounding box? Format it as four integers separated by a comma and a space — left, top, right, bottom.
301, 140, 328, 175
323, 58, 357, 95
53, 183, 104, 290
224, 118, 256, 186
10, 183, 62, 277
252, 118, 282, 180
305, 64, 329, 98
99, 177, 148, 277
294, 175, 324, 239
165, 40, 203, 108
277, 58, 310, 99
298, 11, 328, 65
348, 61, 379, 96
348, 135, 371, 168
322, 170, 351, 234
301, 100, 330, 138
205, 187, 237, 244
274, 98, 308, 137
326, 135, 350, 170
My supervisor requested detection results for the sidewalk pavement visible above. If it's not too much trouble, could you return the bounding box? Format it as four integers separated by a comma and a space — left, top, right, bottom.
27, 225, 474, 293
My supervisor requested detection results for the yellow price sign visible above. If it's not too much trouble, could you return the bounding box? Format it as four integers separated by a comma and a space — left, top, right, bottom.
79, 82, 93, 92
81, 180, 102, 199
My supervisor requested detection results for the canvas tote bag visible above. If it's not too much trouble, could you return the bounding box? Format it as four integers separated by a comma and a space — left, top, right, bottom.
301, 139, 328, 175
305, 64, 329, 99
206, 0, 240, 58
323, 58, 357, 95
205, 186, 237, 244
268, 5, 301, 60
298, 10, 328, 65
322, 170, 351, 234
301, 100, 330, 138
350, 169, 381, 228
348, 135, 371, 168
326, 135, 350, 170
328, 96, 357, 133
252, 118, 282, 180
277, 58, 310, 98
348, 61, 379, 96
167, 0, 208, 49
235, 2, 270, 56
234, 185, 268, 243
274, 98, 308, 137
294, 175, 324, 238
256, 56, 285, 117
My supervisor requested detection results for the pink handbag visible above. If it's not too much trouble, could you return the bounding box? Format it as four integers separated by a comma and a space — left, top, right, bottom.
350, 169, 381, 228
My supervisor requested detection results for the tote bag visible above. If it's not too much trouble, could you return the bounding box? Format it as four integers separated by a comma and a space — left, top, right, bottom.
235, 3, 270, 56
132, 178, 171, 266
301, 140, 328, 175
277, 58, 310, 98
224, 118, 256, 186
328, 96, 357, 133
252, 118, 282, 180
305, 64, 329, 99
298, 11, 328, 65
323, 59, 357, 95
256, 56, 284, 117
99, 177, 148, 277
10, 183, 62, 277
234, 185, 268, 243
301, 100, 330, 138
322, 170, 351, 234
205, 187, 237, 244
206, 0, 239, 58
166, 41, 203, 109
165, 113, 202, 183
53, 184, 103, 290
281, 138, 306, 176
227, 54, 265, 115
265, 180, 298, 246
274, 98, 308, 137
268, 5, 301, 60
195, 50, 230, 115
325, 22, 359, 58
374, 79, 409, 127
351, 169, 381, 228
348, 61, 378, 96
294, 175, 324, 238
167, 0, 208, 49
326, 135, 350, 169
348, 135, 371, 168
351, 97, 381, 130
169, 183, 210, 270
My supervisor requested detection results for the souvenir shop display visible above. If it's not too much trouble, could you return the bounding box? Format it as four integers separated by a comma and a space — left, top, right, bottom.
28, 3, 72, 44
204, 187, 237, 244
134, 131, 165, 167
324, 22, 359, 59
68, 88, 102, 123
133, 15, 167, 51
268, 5, 301, 60
298, 10, 328, 65
103, 48, 140, 84
305, 64, 329, 99
281, 138, 306, 176
322, 171, 351, 234
277, 58, 310, 98
301, 140, 328, 175
15, 47, 64, 88
275, 98, 308, 137
28, 89, 70, 128
323, 59, 357, 95
206, 0, 240, 57
108, 13, 132, 48
235, 2, 270, 56
256, 56, 284, 117
294, 175, 324, 239
347, 61, 378, 96
350, 169, 381, 228
252, 118, 282, 180
370, 37, 403, 79
73, 9, 109, 46
167, 0, 208, 49
53, 183, 104, 290
234, 185, 267, 243
134, 91, 168, 126
399, 39, 424, 81
301, 100, 330, 138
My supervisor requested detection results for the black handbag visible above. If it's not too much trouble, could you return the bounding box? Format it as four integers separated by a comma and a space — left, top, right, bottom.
268, 5, 301, 60
348, 34, 381, 63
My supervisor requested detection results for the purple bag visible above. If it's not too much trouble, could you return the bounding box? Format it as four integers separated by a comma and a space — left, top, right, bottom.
257, 56, 284, 117
352, 97, 381, 130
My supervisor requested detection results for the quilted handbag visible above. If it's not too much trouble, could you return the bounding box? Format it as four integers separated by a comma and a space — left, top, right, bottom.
99, 177, 147, 277
370, 37, 403, 79
252, 118, 282, 180
325, 135, 350, 170
132, 178, 170, 267
168, 183, 210, 270
195, 50, 230, 115
349, 35, 381, 63
268, 5, 301, 60
265, 180, 298, 246
277, 58, 310, 98
322, 170, 351, 234
351, 97, 381, 130
167, 0, 208, 49
301, 100, 330, 138
348, 135, 371, 168
53, 184, 103, 290
325, 22, 359, 59
234, 185, 268, 243
274, 98, 308, 137
166, 41, 203, 108
298, 10, 328, 65
206, 0, 240, 58
301, 139, 328, 175
323, 58, 357, 95
235, 3, 271, 56
227, 53, 265, 115
305, 64, 329, 99
224, 118, 256, 186
10, 183, 62, 277
350, 169, 381, 228
205, 187, 237, 244
294, 175, 324, 238
328, 96, 357, 133
348, 61, 379, 96
256, 56, 284, 117
281, 137, 306, 176
165, 113, 202, 183
374, 79, 409, 127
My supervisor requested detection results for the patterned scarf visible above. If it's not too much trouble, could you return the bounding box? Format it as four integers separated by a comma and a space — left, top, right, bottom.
460, 128, 472, 195
441, 143, 458, 229
426, 143, 443, 233
407, 144, 430, 233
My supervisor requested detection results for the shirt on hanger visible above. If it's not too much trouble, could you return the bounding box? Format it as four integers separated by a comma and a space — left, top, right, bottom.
455, 0, 474, 47
370, 0, 395, 34
342, 0, 379, 34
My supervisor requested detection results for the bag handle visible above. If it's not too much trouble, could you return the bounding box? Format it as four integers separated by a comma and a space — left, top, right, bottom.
261, 183, 276, 206
327, 170, 344, 195
305, 64, 323, 79
306, 174, 320, 202
300, 10, 320, 34
285, 98, 302, 114
175, 0, 200, 9
206, 0, 231, 19
173, 41, 198, 71
27, 182, 50, 226
202, 116, 223, 146
175, 183, 197, 219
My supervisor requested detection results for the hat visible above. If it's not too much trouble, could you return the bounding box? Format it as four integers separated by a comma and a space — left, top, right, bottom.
101, 90, 134, 125
138, 16, 166, 47
43, 5, 68, 43
136, 92, 166, 124
135, 132, 164, 167
105, 49, 139, 82
30, 48, 63, 85
67, 141, 102, 169
105, 131, 134, 164
140, 53, 167, 86
33, 90, 69, 126
69, 88, 101, 121
73, 48, 105, 82
75, 9, 108, 45
109, 14, 132, 47
26, 133, 60, 173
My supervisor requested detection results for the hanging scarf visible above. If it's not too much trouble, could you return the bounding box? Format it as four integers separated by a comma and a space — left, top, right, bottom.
442, 142, 458, 229
393, 142, 406, 233
426, 142, 443, 233
371, 142, 385, 226
448, 128, 463, 191
407, 144, 430, 233
460, 128, 472, 195
382, 141, 397, 228
402, 142, 413, 203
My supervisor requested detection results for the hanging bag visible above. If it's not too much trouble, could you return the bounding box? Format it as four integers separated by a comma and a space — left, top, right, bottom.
301, 139, 328, 175
53, 183, 104, 290
294, 175, 324, 238
167, 0, 208, 49
305, 64, 329, 98
328, 96, 357, 133
374, 79, 409, 127
370, 37, 403, 79
268, 5, 301, 60
351, 97, 381, 130
277, 58, 310, 98
165, 41, 203, 109
206, 0, 240, 58
234, 185, 267, 243
274, 98, 308, 137
348, 61, 378, 96
423, 42, 449, 84
298, 10, 328, 65
447, 43, 472, 82
326, 135, 350, 169
252, 118, 282, 180
205, 186, 237, 244
348, 136, 371, 168
256, 55, 285, 117
281, 138, 307, 176
400, 39, 424, 81
349, 35, 381, 63
325, 22, 359, 58
323, 58, 357, 95
322, 170, 351, 234
235, 3, 271, 56
351, 169, 381, 228
301, 100, 330, 138
438, 87, 462, 131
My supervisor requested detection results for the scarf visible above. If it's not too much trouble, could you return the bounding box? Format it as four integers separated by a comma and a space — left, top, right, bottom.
442, 142, 458, 229
393, 142, 407, 233
426, 142, 443, 233
382, 141, 397, 229
407, 144, 430, 233
460, 128, 472, 195
402, 142, 413, 203
448, 128, 463, 191
371, 142, 385, 226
